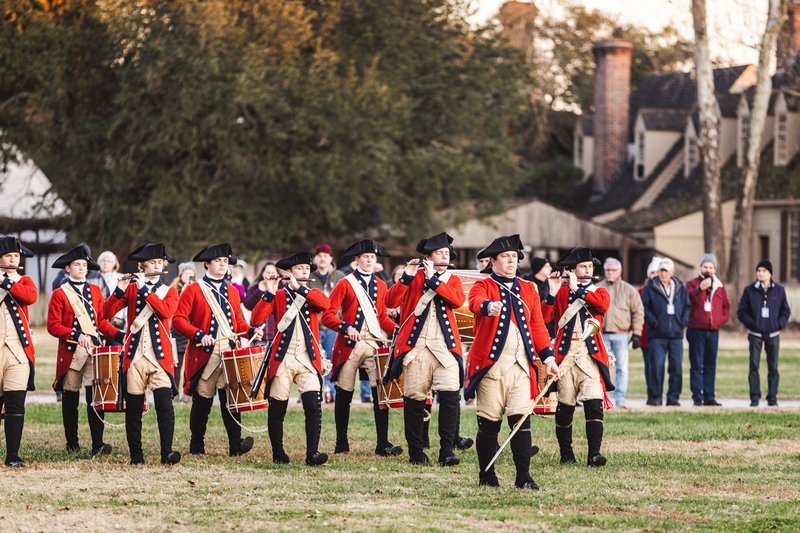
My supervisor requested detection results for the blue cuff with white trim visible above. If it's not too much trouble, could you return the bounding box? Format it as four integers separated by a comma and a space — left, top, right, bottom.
338, 322, 351, 335
113, 287, 126, 299
0, 276, 13, 290
481, 300, 492, 316
400, 272, 414, 286
296, 285, 310, 297
574, 286, 588, 299
261, 291, 275, 303
424, 276, 441, 291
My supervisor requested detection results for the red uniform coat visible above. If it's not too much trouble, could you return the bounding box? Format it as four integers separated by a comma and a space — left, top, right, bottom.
320, 273, 396, 381
47, 282, 122, 391
464, 274, 554, 400
103, 280, 179, 381
384, 270, 464, 381
251, 285, 330, 391
172, 278, 253, 395
1, 274, 38, 391
541, 283, 614, 394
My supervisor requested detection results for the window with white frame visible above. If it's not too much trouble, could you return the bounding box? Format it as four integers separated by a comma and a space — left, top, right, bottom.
636, 131, 645, 179
777, 114, 788, 165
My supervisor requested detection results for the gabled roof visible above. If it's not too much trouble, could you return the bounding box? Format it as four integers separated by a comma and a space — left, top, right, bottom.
638, 108, 689, 131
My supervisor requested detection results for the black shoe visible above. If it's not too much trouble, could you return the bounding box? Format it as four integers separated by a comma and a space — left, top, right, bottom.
703, 400, 722, 406
189, 446, 205, 455
768, 401, 778, 407
231, 436, 254, 457
646, 399, 662, 406
66, 444, 81, 453
273, 452, 291, 465
588, 454, 607, 467
409, 452, 430, 465
5, 458, 26, 468
438, 454, 460, 467
515, 478, 540, 490
130, 458, 145, 466
560, 455, 578, 465
161, 451, 181, 465
666, 400, 680, 406
376, 444, 403, 457
92, 443, 113, 457
306, 452, 328, 466
456, 436, 474, 451
334, 443, 350, 454
750, 400, 759, 407
479, 471, 500, 487
693, 400, 703, 406
531, 445, 540, 457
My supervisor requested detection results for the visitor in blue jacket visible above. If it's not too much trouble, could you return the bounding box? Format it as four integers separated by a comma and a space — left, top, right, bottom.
641, 258, 691, 406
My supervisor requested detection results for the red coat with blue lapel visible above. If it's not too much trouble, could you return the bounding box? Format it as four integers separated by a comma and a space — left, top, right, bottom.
320, 273, 396, 381
47, 282, 123, 391
172, 278, 253, 395
384, 270, 464, 381
103, 280, 179, 382
464, 273, 554, 400
1, 274, 38, 390
541, 283, 614, 393
251, 285, 329, 391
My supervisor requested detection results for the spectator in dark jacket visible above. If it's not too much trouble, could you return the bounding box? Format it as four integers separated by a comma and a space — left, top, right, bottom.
243, 261, 277, 344
737, 260, 792, 406
685, 253, 730, 407
641, 258, 691, 406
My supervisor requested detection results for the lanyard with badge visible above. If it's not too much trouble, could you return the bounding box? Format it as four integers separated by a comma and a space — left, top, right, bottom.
761, 287, 770, 318
661, 281, 675, 315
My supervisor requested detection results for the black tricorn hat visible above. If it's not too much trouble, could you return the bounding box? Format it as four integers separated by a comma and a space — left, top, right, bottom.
416, 232, 458, 259
276, 251, 317, 273
0, 235, 34, 258
342, 239, 390, 258
476, 234, 525, 260
127, 243, 175, 263
52, 244, 100, 270
529, 256, 549, 276
556, 246, 597, 269
193, 243, 237, 265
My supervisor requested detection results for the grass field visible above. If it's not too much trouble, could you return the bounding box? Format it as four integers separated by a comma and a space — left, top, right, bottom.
2, 329, 799, 531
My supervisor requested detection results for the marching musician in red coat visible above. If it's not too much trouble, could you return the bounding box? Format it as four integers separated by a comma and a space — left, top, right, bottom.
47, 245, 123, 456
251, 251, 330, 466
172, 243, 262, 457
384, 232, 464, 466
0, 236, 38, 467
104, 243, 181, 465
321, 239, 402, 457
465, 235, 557, 489
541, 246, 613, 467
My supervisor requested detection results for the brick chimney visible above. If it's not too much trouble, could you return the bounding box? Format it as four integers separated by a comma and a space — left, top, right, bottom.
777, 0, 800, 68
592, 40, 633, 194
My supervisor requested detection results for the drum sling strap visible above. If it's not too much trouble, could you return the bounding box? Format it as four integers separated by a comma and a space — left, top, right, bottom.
62, 285, 99, 339
413, 271, 452, 317
197, 281, 236, 340
275, 292, 307, 334
344, 274, 382, 341
129, 284, 170, 335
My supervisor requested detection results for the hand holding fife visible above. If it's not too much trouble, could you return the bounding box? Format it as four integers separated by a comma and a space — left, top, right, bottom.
422, 258, 435, 279
135, 272, 147, 290
547, 275, 562, 295
487, 301, 503, 317
346, 325, 361, 342
567, 271, 579, 292
117, 277, 131, 291
404, 258, 420, 277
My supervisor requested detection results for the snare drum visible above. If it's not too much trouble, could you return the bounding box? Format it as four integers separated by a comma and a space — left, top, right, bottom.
92, 345, 124, 411
374, 347, 404, 410
532, 359, 557, 415
222, 345, 269, 413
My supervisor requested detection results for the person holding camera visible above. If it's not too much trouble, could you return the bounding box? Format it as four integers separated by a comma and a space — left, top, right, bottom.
685, 254, 730, 406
